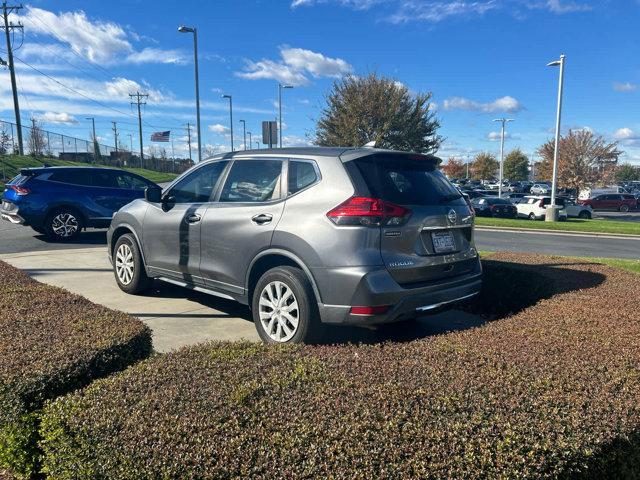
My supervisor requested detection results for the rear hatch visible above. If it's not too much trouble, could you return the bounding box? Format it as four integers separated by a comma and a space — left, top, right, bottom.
348, 153, 477, 286
2, 171, 36, 204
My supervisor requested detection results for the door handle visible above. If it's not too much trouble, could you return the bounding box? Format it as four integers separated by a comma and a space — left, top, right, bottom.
186, 213, 201, 224
251, 213, 273, 225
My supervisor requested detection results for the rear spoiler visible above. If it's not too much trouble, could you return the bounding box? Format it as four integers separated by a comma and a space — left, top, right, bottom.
19, 168, 43, 176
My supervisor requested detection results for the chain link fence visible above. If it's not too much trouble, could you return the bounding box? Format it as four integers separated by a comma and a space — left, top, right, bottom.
0, 119, 194, 175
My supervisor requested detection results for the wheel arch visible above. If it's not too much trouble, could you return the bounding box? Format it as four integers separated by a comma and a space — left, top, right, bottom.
110, 223, 148, 269
246, 249, 322, 308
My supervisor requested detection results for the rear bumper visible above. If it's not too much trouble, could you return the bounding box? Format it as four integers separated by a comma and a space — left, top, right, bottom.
1, 202, 25, 224
315, 256, 482, 326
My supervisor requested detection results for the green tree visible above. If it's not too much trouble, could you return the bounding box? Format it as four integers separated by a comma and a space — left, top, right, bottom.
315, 73, 442, 153
615, 163, 640, 183
503, 148, 529, 181
471, 152, 499, 180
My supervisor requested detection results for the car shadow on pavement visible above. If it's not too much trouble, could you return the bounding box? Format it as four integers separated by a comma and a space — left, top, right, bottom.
33, 229, 108, 246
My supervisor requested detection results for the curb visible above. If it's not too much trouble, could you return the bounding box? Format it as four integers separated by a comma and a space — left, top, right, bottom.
475, 225, 640, 240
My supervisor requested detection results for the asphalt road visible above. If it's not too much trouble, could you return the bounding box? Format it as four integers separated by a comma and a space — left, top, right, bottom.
2, 220, 639, 258
475, 229, 640, 259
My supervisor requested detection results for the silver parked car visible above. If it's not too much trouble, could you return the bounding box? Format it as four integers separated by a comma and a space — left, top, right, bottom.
107, 148, 482, 343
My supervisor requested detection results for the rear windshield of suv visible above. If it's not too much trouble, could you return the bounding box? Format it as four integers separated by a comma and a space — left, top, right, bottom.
352, 154, 463, 206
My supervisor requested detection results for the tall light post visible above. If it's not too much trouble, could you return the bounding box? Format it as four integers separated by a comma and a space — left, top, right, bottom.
247, 131, 252, 150
254, 140, 260, 149
547, 54, 566, 221
239, 119, 246, 150
493, 118, 514, 197
178, 25, 201, 162
85, 117, 96, 160
278, 83, 293, 148
222, 94, 233, 151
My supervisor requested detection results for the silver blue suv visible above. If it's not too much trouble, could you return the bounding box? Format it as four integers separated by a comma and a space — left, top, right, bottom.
107, 147, 482, 343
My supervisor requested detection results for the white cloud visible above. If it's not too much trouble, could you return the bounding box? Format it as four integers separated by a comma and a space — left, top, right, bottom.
487, 131, 514, 141
292, 0, 592, 22
36, 112, 78, 125
125, 48, 189, 65
283, 134, 314, 147
614, 128, 640, 147
17, 7, 188, 66
613, 82, 638, 92
443, 95, 523, 113
236, 46, 352, 86
209, 124, 229, 134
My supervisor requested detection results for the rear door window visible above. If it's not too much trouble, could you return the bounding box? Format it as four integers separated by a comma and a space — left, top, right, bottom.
48, 169, 91, 186
352, 155, 462, 205
220, 160, 283, 203
288, 161, 318, 195
90, 170, 119, 188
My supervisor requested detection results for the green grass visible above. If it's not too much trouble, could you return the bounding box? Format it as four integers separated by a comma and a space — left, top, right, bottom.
480, 251, 640, 275
475, 216, 640, 236
0, 154, 178, 185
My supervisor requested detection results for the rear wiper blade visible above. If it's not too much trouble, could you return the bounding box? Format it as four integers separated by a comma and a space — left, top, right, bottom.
439, 194, 462, 203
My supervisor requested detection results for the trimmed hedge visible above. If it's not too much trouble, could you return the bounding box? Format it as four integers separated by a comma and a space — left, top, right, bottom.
0, 261, 152, 478
41, 254, 640, 478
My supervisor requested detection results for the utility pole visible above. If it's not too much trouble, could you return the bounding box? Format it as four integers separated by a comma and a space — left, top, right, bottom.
86, 117, 96, 160
111, 121, 119, 158
185, 123, 192, 161
128, 133, 133, 152
493, 117, 514, 197
2, 2, 24, 155
130, 91, 148, 168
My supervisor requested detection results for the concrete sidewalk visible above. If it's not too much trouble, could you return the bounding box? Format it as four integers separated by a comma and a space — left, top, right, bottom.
0, 247, 260, 351
0, 247, 485, 352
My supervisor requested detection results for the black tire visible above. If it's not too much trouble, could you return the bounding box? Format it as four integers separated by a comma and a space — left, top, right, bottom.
113, 233, 153, 294
619, 204, 630, 213
528, 213, 536, 220
252, 266, 322, 344
44, 207, 83, 241
578, 210, 591, 219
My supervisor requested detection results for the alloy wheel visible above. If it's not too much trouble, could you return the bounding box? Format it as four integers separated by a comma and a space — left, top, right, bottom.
115, 243, 135, 285
258, 281, 299, 342
51, 212, 78, 238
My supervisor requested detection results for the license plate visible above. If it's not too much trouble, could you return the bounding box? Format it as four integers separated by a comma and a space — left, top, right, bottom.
431, 231, 456, 253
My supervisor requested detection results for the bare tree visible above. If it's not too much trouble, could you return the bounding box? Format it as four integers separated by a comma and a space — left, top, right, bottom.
0, 128, 11, 155
537, 130, 621, 192
28, 121, 46, 157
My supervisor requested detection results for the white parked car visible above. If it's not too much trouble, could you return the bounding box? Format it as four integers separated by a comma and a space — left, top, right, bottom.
578, 186, 626, 200
530, 183, 551, 195
516, 196, 568, 220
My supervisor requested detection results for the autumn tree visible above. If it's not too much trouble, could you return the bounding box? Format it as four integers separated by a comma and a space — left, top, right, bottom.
503, 148, 529, 181
471, 152, 499, 180
441, 157, 466, 178
0, 128, 11, 155
536, 130, 622, 192
316, 73, 442, 153
615, 164, 640, 183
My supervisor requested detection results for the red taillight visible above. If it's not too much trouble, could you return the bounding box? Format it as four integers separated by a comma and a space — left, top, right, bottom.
326, 197, 411, 227
350, 305, 391, 316
10, 185, 30, 195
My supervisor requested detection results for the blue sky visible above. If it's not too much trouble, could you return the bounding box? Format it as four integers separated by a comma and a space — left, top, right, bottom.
1, 0, 638, 163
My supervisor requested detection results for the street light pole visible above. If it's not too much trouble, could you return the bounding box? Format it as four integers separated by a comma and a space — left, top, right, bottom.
247, 131, 252, 150
222, 94, 233, 151
278, 83, 293, 148
547, 54, 566, 220
254, 140, 260, 149
493, 118, 514, 197
85, 117, 96, 160
239, 119, 246, 150
178, 25, 201, 162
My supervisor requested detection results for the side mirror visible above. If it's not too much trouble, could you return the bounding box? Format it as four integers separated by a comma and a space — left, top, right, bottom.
144, 186, 162, 203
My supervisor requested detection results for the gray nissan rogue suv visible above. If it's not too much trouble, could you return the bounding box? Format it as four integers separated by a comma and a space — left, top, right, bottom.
107, 147, 481, 343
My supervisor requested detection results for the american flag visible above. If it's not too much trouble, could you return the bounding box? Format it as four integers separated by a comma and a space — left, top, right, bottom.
150, 131, 170, 142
